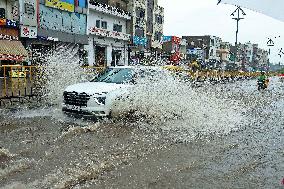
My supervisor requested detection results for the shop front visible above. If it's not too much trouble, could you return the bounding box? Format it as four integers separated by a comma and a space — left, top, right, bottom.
0, 28, 28, 64
86, 6, 130, 67
20, 1, 88, 66
87, 27, 129, 67
0, 28, 29, 77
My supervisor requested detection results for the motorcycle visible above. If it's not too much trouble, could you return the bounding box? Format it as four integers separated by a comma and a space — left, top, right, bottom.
257, 79, 269, 90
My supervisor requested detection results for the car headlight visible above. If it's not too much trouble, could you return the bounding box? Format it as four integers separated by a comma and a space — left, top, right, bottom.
94, 96, 106, 105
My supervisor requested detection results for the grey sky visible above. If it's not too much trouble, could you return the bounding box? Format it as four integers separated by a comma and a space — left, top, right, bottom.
159, 0, 284, 63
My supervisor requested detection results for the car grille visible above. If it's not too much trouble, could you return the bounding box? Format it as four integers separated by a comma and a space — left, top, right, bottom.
63, 91, 90, 107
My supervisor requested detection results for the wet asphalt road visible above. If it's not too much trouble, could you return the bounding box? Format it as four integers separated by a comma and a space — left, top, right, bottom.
0, 78, 283, 189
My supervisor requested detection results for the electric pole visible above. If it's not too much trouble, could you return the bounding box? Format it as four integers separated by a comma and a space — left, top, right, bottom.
231, 6, 246, 70
231, 6, 246, 46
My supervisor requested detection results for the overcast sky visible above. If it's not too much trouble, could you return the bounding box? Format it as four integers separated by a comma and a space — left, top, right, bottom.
158, 0, 284, 64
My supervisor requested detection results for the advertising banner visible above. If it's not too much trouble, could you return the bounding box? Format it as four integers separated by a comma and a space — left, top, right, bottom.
0, 28, 19, 40
0, 54, 25, 61
162, 36, 172, 43
6, 19, 18, 28
0, 18, 6, 26
45, 0, 75, 12
20, 26, 37, 38
133, 36, 147, 46
19, 0, 38, 27
89, 27, 130, 41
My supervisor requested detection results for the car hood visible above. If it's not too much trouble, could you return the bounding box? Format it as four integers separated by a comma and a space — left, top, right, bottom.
64, 82, 130, 95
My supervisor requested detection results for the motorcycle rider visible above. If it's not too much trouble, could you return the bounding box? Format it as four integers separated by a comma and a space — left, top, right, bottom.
257, 71, 268, 90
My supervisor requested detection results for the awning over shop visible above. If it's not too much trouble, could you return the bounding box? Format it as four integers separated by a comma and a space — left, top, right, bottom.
0, 40, 28, 61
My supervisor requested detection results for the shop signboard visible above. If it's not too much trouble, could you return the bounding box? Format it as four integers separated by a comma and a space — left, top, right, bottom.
20, 26, 37, 38
0, 28, 19, 40
0, 18, 6, 26
162, 36, 172, 43
6, 19, 18, 28
133, 36, 147, 46
19, 0, 38, 27
0, 54, 24, 61
0, 34, 19, 40
172, 36, 181, 44
89, 27, 130, 41
45, 0, 75, 12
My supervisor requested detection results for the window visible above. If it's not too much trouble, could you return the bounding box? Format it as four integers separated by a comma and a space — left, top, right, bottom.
136, 7, 145, 18
136, 17, 144, 24
210, 49, 214, 56
211, 39, 215, 46
113, 24, 122, 32
24, 3, 35, 16
135, 26, 144, 37
96, 20, 100, 28
101, 21, 107, 29
95, 20, 107, 30
93, 68, 135, 84
155, 14, 163, 24
154, 32, 163, 41
0, 8, 5, 19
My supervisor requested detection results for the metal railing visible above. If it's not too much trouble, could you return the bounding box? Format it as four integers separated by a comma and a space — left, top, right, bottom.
0, 65, 106, 106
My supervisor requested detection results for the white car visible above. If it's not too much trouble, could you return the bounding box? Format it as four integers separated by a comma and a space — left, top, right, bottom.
62, 66, 161, 118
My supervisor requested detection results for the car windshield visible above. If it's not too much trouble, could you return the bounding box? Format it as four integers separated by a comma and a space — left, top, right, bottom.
92, 68, 135, 84
91, 67, 163, 84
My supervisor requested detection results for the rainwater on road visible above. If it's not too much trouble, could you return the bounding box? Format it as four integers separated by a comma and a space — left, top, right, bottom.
0, 78, 283, 189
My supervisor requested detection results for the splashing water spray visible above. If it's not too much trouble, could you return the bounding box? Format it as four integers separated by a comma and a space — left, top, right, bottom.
35, 44, 90, 106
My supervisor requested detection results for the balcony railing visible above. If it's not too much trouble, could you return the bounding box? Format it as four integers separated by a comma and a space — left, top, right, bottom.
89, 27, 131, 41
88, 1, 131, 20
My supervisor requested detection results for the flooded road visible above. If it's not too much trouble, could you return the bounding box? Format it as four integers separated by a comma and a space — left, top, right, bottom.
0, 78, 283, 189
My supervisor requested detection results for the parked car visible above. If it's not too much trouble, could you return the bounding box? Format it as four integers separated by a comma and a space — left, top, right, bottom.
62, 66, 162, 118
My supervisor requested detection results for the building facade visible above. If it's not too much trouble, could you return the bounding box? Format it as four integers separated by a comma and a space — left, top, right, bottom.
29, 0, 88, 65
86, 0, 131, 66
127, 0, 164, 59
0, 0, 28, 67
162, 36, 187, 63
183, 35, 222, 68
218, 42, 231, 70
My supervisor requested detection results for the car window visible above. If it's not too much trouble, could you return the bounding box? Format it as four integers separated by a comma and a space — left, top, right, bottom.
93, 68, 135, 84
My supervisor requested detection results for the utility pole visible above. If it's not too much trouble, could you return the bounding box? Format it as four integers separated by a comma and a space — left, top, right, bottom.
231, 6, 246, 46
231, 6, 246, 70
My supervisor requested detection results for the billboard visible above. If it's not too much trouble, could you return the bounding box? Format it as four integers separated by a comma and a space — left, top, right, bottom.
133, 36, 147, 46
19, 0, 38, 27
45, 0, 75, 12
39, 5, 86, 35
20, 26, 37, 38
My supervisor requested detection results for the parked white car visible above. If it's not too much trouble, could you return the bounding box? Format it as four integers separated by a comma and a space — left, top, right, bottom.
62, 66, 162, 118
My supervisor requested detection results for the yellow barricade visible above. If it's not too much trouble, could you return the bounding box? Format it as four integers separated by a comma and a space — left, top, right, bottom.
0, 65, 106, 102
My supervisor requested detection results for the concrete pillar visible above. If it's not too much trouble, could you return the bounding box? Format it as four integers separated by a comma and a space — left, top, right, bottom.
124, 45, 128, 66
87, 37, 95, 66
106, 45, 112, 67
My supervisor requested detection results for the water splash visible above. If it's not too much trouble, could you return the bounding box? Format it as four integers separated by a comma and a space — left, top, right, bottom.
0, 148, 16, 158
112, 71, 247, 141
0, 158, 35, 179
36, 44, 90, 106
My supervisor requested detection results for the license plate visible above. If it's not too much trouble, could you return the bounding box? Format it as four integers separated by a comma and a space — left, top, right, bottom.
66, 105, 81, 111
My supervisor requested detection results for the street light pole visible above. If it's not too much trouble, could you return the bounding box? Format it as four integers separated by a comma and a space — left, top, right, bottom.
231, 6, 246, 46
231, 6, 246, 70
